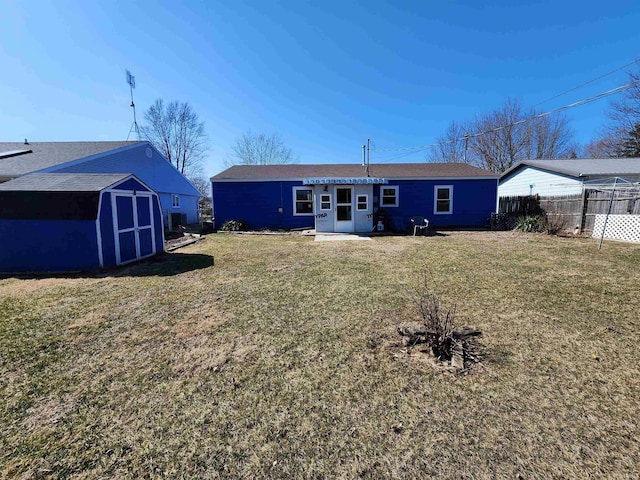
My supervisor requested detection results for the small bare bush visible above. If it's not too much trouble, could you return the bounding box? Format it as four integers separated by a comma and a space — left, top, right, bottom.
398, 274, 483, 370
545, 211, 569, 235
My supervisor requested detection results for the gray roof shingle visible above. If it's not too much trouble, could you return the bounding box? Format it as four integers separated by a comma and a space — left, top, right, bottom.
0, 173, 131, 191
211, 163, 497, 181
501, 158, 640, 179
0, 141, 143, 177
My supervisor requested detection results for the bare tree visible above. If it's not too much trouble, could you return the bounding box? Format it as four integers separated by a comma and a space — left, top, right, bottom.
524, 114, 574, 160
588, 67, 640, 157
583, 135, 624, 158
429, 98, 575, 173
427, 121, 470, 163
227, 132, 297, 166
467, 98, 530, 173
189, 176, 211, 198
141, 99, 208, 178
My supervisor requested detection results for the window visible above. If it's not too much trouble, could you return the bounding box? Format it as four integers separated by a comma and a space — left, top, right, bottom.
357, 194, 368, 211
320, 194, 331, 211
293, 187, 313, 215
171, 194, 180, 208
434, 186, 453, 214
380, 186, 398, 207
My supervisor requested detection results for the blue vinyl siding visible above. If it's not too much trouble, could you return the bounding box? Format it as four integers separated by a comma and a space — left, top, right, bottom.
159, 192, 200, 224
47, 143, 200, 224
374, 179, 497, 230
0, 220, 99, 272
114, 178, 151, 192
213, 178, 496, 231
99, 192, 117, 267
212, 181, 315, 230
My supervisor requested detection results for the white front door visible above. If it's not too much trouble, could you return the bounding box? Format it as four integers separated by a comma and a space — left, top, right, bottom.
334, 186, 354, 233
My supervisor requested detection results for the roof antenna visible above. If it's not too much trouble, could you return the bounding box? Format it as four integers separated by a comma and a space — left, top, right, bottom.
126, 69, 141, 141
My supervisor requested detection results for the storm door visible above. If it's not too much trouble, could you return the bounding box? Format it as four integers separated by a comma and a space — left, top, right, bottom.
334, 186, 354, 233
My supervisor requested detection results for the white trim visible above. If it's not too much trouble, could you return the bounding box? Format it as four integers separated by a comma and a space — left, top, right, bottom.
334, 185, 354, 233
293, 186, 314, 216
356, 194, 368, 211
171, 193, 180, 208
380, 185, 399, 207
137, 195, 156, 260
434, 185, 453, 215
112, 192, 157, 266
320, 193, 332, 211
112, 192, 122, 265
303, 177, 388, 185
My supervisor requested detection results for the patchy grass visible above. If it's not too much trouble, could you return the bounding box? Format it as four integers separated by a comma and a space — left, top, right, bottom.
1, 231, 639, 479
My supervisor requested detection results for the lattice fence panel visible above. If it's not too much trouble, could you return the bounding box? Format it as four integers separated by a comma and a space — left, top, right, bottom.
592, 214, 640, 243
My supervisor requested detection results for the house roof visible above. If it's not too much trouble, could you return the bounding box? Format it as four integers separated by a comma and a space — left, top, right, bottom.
0, 141, 143, 178
211, 163, 497, 181
501, 158, 640, 180
0, 173, 132, 191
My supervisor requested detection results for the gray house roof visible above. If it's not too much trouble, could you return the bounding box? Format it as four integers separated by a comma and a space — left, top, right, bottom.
0, 173, 133, 191
212, 163, 497, 181
501, 158, 640, 181
0, 141, 142, 178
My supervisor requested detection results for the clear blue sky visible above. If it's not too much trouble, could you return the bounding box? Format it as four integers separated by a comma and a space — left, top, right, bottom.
2, 0, 640, 176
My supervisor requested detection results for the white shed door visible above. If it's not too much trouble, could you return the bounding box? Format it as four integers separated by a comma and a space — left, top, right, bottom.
112, 193, 156, 265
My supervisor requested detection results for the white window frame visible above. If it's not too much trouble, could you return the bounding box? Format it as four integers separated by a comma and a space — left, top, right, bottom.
171, 194, 180, 208
293, 187, 314, 216
320, 193, 332, 211
434, 185, 453, 215
380, 186, 399, 207
356, 194, 368, 211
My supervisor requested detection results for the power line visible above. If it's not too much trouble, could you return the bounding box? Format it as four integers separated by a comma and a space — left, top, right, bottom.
525, 57, 640, 111
372, 79, 640, 154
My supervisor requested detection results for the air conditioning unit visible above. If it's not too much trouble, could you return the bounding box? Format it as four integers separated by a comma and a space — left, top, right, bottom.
168, 212, 188, 232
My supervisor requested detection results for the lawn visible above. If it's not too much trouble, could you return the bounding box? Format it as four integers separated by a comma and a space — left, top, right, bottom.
1, 231, 639, 479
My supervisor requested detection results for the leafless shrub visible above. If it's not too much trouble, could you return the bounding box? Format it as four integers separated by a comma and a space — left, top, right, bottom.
398, 273, 483, 370
545, 211, 569, 235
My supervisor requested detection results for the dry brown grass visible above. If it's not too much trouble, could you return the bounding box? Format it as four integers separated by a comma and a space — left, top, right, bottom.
1, 231, 639, 479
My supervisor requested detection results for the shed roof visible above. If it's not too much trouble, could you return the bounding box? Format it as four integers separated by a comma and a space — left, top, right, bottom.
211, 163, 497, 181
0, 173, 131, 191
0, 141, 143, 177
501, 158, 640, 180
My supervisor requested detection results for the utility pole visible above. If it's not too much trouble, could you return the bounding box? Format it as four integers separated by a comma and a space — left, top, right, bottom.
366, 138, 371, 177
463, 134, 469, 163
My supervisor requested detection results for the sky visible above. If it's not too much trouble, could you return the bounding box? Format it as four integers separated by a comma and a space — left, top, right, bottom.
2, 0, 640, 177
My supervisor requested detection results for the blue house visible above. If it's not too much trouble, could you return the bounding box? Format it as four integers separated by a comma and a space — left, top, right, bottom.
0, 173, 164, 273
0, 141, 202, 225
211, 163, 498, 232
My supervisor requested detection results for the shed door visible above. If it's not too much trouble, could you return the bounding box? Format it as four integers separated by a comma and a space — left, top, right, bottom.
112, 193, 156, 265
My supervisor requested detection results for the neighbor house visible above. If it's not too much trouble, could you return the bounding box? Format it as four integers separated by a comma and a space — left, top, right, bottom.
0, 141, 202, 225
211, 163, 498, 233
498, 158, 640, 197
